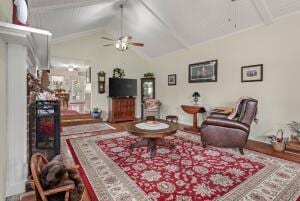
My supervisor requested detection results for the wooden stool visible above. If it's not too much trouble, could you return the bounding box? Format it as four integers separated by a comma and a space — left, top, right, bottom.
146, 116, 156, 121
166, 115, 178, 123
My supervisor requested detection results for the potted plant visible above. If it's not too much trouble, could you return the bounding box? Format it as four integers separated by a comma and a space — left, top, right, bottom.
91, 107, 101, 119
144, 72, 154, 78
288, 121, 300, 142
113, 68, 125, 78
192, 92, 200, 105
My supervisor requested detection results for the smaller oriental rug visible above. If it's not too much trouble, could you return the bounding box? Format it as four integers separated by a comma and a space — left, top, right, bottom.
62, 123, 115, 136
67, 131, 300, 201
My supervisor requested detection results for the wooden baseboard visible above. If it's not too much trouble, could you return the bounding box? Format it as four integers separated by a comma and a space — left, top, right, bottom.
245, 139, 300, 163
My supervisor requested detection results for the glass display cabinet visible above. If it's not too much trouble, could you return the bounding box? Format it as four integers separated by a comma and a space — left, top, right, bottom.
141, 78, 155, 118
141, 78, 155, 102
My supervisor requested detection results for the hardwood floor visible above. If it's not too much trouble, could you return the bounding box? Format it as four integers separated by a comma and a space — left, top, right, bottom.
21, 121, 299, 201
245, 139, 300, 163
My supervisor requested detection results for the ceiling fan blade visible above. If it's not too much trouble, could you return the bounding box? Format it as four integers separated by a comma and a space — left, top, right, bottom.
129, 42, 144, 47
101, 37, 114, 41
104, 44, 114, 46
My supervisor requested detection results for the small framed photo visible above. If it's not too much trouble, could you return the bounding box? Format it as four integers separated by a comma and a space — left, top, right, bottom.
168, 74, 176, 86
189, 60, 217, 83
241, 64, 263, 82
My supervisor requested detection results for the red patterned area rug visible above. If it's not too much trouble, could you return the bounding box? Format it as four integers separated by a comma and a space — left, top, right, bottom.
66, 131, 300, 201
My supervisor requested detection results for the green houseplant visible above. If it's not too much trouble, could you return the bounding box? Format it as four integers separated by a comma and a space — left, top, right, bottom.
288, 121, 300, 142
144, 72, 154, 78
113, 68, 125, 78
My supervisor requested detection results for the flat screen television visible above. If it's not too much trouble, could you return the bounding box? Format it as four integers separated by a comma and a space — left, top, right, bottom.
109, 78, 137, 97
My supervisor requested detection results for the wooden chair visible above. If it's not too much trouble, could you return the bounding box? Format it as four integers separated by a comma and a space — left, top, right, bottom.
142, 99, 161, 120
166, 115, 178, 123
30, 153, 75, 201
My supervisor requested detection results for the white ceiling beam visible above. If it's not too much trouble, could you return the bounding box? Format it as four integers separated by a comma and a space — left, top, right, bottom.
251, 0, 273, 25
52, 27, 105, 44
29, 0, 121, 14
138, 0, 189, 49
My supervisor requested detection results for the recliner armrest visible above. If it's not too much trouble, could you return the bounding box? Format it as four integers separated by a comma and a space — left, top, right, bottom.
202, 117, 249, 132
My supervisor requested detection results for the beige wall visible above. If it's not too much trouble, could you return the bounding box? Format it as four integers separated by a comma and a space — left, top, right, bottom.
51, 15, 300, 141
149, 15, 300, 141
0, 0, 13, 22
0, 38, 7, 200
51, 32, 150, 119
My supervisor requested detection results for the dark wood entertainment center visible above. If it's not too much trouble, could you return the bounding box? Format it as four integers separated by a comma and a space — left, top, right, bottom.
108, 97, 136, 123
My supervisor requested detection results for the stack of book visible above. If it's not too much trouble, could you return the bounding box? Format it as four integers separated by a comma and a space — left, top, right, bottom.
285, 141, 300, 155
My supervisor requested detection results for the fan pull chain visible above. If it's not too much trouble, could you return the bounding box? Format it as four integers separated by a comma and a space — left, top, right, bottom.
121, 4, 123, 37
228, 0, 238, 28
228, 0, 231, 22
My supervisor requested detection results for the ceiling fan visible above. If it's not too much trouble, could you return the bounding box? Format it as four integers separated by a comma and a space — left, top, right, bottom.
102, 4, 144, 51
67, 65, 80, 72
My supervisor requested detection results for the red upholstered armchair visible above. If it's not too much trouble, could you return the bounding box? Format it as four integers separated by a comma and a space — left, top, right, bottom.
200, 98, 258, 154
142, 99, 161, 120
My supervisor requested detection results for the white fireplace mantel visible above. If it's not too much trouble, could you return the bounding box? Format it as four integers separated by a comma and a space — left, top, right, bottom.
0, 21, 51, 69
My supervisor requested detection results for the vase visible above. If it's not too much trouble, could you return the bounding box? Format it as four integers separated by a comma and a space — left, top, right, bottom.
91, 112, 101, 119
193, 97, 199, 105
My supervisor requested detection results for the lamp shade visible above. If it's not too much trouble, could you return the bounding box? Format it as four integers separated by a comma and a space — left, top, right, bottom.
192, 92, 200, 97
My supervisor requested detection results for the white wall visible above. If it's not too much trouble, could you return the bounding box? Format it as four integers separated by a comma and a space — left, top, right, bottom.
0, 0, 12, 23
51, 15, 300, 141
0, 38, 7, 201
148, 14, 300, 141
51, 32, 150, 120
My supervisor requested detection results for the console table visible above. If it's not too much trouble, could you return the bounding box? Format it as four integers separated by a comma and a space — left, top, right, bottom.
181, 105, 206, 133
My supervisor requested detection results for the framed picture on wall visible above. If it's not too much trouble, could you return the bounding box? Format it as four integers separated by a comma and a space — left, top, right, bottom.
86, 66, 91, 83
188, 60, 218, 83
168, 74, 176, 86
241, 64, 263, 82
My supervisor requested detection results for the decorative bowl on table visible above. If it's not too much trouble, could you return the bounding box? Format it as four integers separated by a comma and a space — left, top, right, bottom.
145, 121, 160, 127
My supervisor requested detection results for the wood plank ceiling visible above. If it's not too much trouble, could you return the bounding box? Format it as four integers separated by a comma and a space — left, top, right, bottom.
28, 0, 300, 58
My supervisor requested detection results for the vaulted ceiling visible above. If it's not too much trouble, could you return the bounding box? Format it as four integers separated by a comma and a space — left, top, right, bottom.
28, 0, 300, 58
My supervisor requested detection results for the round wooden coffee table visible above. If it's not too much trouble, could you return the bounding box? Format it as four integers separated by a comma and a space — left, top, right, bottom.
125, 120, 178, 158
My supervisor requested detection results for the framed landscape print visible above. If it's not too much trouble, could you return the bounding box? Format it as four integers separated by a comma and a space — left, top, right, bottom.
168, 74, 176, 86
188, 60, 218, 83
241, 64, 263, 82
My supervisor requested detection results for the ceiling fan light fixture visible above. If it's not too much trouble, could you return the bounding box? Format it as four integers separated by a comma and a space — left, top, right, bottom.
121, 43, 128, 51
67, 65, 76, 71
115, 40, 128, 51
102, 4, 144, 50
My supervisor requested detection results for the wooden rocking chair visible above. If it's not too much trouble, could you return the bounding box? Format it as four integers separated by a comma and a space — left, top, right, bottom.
30, 153, 75, 201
